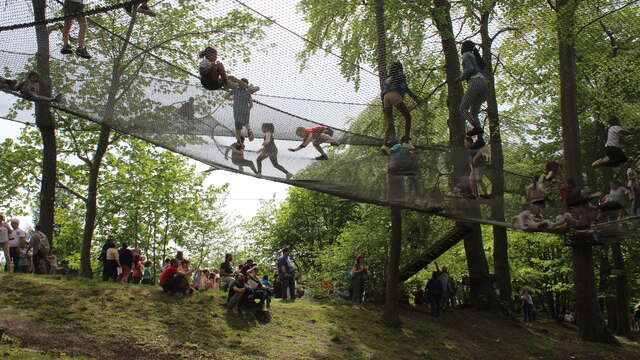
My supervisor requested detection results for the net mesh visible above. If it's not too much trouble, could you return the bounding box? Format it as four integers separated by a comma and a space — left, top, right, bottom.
1, 0, 639, 240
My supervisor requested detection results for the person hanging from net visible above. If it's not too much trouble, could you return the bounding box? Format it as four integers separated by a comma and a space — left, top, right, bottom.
458, 40, 488, 149
224, 78, 255, 142
257, 123, 293, 180
464, 136, 490, 199
198, 47, 259, 93
380, 61, 420, 150
61, 0, 92, 59
124, 1, 156, 17
289, 126, 339, 160
17, 72, 62, 103
224, 136, 258, 174
592, 116, 631, 167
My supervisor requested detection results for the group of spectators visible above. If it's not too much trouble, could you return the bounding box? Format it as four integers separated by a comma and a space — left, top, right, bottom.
0, 216, 58, 275
413, 266, 457, 317
99, 237, 152, 284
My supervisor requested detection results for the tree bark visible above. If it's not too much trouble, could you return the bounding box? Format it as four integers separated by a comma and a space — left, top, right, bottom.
32, 0, 56, 243
611, 243, 631, 337
555, 0, 614, 343
432, 0, 492, 308
479, 4, 512, 311
79, 12, 138, 277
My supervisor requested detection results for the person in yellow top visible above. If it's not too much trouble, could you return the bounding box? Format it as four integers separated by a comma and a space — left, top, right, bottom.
103, 242, 120, 282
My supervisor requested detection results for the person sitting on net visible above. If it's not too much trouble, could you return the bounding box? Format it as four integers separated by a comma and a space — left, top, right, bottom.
544, 161, 564, 182
124, 1, 156, 17
198, 47, 259, 92
289, 126, 339, 160
464, 136, 489, 198
597, 180, 629, 220
527, 174, 547, 209
225, 136, 258, 174
61, 0, 91, 59
511, 205, 549, 230
550, 212, 577, 230
380, 61, 420, 149
18, 72, 62, 103
224, 78, 255, 142
593, 116, 631, 168
257, 123, 293, 179
458, 40, 488, 148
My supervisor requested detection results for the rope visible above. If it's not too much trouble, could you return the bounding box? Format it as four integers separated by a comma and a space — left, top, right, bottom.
0, 0, 144, 32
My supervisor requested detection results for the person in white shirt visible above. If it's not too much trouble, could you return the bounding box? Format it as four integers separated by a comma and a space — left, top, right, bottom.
511, 206, 549, 230
0, 215, 11, 272
593, 116, 630, 167
597, 180, 629, 219
9, 219, 26, 273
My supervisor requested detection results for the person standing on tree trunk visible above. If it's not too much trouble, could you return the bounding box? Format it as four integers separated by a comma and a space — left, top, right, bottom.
458, 40, 488, 149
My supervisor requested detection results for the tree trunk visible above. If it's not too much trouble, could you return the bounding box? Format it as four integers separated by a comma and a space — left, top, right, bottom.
555, 0, 614, 343
79, 13, 138, 277
432, 0, 492, 308
611, 243, 631, 337
32, 0, 56, 243
598, 246, 615, 331
479, 6, 512, 310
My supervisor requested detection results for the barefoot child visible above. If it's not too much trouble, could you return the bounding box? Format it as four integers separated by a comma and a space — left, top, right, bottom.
257, 123, 293, 179
61, 0, 91, 59
381, 61, 420, 146
224, 80, 254, 142
288, 126, 338, 160
225, 136, 258, 174
592, 116, 630, 167
198, 47, 259, 92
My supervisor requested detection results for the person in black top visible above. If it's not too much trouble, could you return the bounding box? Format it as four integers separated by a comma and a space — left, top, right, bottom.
277, 248, 296, 302
227, 273, 248, 314
99, 237, 115, 264
220, 253, 235, 291
118, 243, 134, 283
427, 271, 443, 317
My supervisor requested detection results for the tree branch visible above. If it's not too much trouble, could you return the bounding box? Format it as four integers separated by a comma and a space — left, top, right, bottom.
491, 26, 517, 42
577, 0, 640, 35
56, 180, 87, 202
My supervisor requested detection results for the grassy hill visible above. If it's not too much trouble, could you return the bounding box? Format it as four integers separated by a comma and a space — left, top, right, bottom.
0, 274, 638, 360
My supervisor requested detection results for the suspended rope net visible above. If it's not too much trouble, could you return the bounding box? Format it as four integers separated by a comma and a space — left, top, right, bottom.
1, 0, 639, 240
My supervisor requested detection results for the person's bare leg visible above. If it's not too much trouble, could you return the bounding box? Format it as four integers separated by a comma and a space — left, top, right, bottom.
396, 102, 412, 141
270, 155, 291, 177
234, 129, 241, 142
313, 143, 327, 158
62, 20, 72, 46
383, 106, 395, 143
78, 18, 87, 48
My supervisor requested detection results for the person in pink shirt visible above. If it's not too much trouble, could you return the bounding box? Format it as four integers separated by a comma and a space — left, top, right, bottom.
289, 126, 339, 160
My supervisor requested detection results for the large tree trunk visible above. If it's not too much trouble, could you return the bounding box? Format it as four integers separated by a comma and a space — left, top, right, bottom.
556, 0, 613, 341
79, 13, 138, 277
479, 5, 512, 310
33, 0, 56, 243
611, 243, 631, 337
432, 0, 492, 307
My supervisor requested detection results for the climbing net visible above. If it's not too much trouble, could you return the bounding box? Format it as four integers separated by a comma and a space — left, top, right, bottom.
1, 0, 639, 240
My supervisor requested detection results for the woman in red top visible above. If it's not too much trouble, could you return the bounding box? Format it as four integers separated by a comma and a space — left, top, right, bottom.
160, 259, 181, 294
289, 126, 339, 160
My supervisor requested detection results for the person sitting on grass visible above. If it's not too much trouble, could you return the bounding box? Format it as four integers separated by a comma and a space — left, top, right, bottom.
159, 259, 190, 295
198, 47, 259, 92
227, 273, 248, 314
61, 0, 92, 59
289, 125, 339, 160
246, 266, 272, 312
225, 136, 258, 174
224, 78, 255, 142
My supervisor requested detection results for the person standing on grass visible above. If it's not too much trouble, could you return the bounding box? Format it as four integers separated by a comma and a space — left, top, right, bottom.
0, 215, 12, 272
61, 0, 92, 59
9, 219, 26, 273
350, 254, 368, 310
439, 266, 451, 312
522, 288, 534, 325
117, 243, 134, 283
427, 271, 443, 317
278, 248, 296, 302
102, 241, 120, 282
142, 260, 153, 285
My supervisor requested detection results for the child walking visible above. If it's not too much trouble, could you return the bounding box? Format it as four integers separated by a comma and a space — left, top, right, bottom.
198, 47, 259, 92
225, 136, 258, 174
61, 0, 91, 59
381, 61, 420, 147
592, 116, 630, 167
289, 125, 339, 160
459, 40, 487, 148
257, 123, 293, 179
224, 79, 255, 142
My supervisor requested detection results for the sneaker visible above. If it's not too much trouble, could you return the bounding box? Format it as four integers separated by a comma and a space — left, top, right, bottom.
61, 44, 73, 55
248, 85, 260, 93
75, 47, 92, 59
466, 127, 484, 136
138, 5, 156, 16
592, 157, 608, 167
315, 155, 329, 160
470, 137, 485, 149
247, 129, 255, 142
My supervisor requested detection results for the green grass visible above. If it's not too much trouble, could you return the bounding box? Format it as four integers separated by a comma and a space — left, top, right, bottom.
0, 273, 638, 359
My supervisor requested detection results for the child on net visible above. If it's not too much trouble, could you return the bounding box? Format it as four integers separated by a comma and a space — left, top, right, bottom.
458, 40, 488, 149
198, 47, 259, 92
225, 136, 258, 174
289, 125, 339, 160
464, 136, 489, 198
224, 79, 255, 142
592, 116, 630, 167
511, 205, 549, 230
257, 123, 293, 179
597, 180, 629, 220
